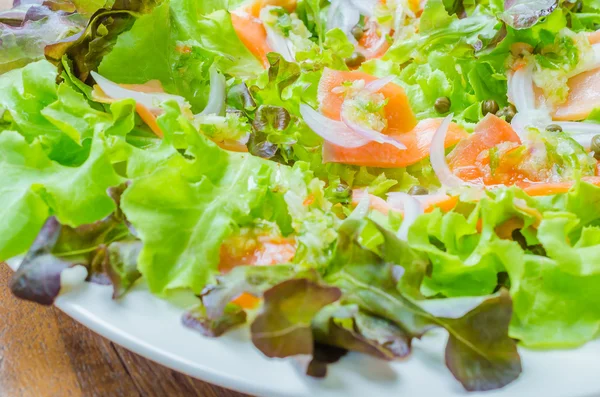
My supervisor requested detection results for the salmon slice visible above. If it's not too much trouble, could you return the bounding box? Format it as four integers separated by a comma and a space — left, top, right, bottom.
231, 11, 272, 68
318, 68, 417, 131
588, 29, 600, 45
519, 177, 600, 196
244, 0, 297, 17
358, 18, 391, 59
323, 118, 468, 168
92, 82, 167, 138
352, 189, 460, 215
553, 67, 600, 121
447, 114, 521, 182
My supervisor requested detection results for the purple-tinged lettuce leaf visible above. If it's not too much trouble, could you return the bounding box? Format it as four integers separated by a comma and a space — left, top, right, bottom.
295, 343, 347, 378
500, 0, 558, 29
91, 240, 142, 298
182, 302, 247, 337
10, 217, 69, 305
443, 290, 521, 391
0, 5, 84, 73
313, 305, 411, 360
201, 264, 297, 319
10, 184, 136, 304
45, 9, 137, 82
250, 278, 341, 358
327, 218, 522, 391
327, 219, 436, 337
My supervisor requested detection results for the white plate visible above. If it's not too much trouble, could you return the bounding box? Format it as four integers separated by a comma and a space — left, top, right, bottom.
7, 258, 600, 397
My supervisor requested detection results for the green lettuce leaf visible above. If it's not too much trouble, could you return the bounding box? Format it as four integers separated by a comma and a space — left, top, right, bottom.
0, 60, 136, 164
0, 129, 123, 260
326, 218, 521, 391
120, 103, 335, 294
170, 0, 263, 77
98, 1, 214, 111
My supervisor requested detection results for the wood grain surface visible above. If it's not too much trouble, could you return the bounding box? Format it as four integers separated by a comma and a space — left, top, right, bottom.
0, 263, 250, 397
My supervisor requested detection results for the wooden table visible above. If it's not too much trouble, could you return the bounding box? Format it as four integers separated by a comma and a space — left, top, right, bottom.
0, 263, 249, 397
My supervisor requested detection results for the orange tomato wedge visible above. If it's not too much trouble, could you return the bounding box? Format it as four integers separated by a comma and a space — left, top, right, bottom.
323, 118, 468, 168
218, 234, 296, 310
231, 11, 271, 68
553, 67, 600, 121
318, 68, 417, 131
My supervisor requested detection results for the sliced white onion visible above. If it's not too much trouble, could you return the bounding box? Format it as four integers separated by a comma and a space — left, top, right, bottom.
591, 44, 600, 70
508, 63, 535, 113
569, 133, 598, 149
386, 192, 423, 240
91, 71, 187, 112
349, 0, 379, 17
430, 114, 468, 189
365, 75, 396, 93
199, 66, 226, 116
327, 0, 361, 42
553, 121, 600, 135
349, 190, 371, 220
300, 104, 370, 148
264, 24, 295, 62
340, 101, 406, 150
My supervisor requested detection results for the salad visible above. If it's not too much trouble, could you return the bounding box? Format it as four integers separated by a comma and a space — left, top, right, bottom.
3, 0, 600, 392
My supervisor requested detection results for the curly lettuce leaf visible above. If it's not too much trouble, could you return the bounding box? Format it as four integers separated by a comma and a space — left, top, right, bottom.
327, 218, 521, 391
0, 130, 123, 260
0, 60, 136, 164
170, 0, 263, 77
98, 1, 214, 112
506, 182, 600, 347
120, 104, 335, 294
10, 188, 133, 304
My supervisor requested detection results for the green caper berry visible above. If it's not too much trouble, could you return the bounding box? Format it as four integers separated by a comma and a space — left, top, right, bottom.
434, 97, 451, 114
345, 52, 366, 68
408, 185, 429, 196
496, 104, 517, 122
482, 99, 499, 116
545, 124, 563, 132
591, 135, 600, 159
351, 25, 364, 41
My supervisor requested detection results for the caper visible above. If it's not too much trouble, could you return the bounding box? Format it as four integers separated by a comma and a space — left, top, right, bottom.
482, 99, 499, 116
351, 25, 364, 41
408, 185, 429, 196
496, 104, 517, 122
335, 183, 350, 194
545, 124, 563, 132
434, 97, 451, 114
345, 52, 366, 68
591, 135, 600, 159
